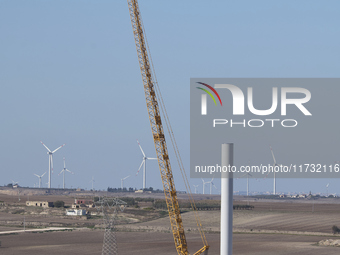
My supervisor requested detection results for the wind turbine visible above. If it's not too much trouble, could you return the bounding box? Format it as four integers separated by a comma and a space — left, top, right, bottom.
201, 179, 210, 195
33, 172, 46, 188
11, 180, 19, 186
135, 140, 157, 190
40, 141, 65, 189
205, 178, 217, 195
326, 183, 330, 197
210, 178, 218, 195
246, 173, 252, 197
270, 145, 282, 195
193, 185, 199, 194
90, 177, 95, 190
121, 175, 130, 189
58, 157, 73, 189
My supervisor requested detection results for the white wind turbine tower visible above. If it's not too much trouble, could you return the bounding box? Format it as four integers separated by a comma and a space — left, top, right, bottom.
40, 141, 65, 189
270, 145, 282, 195
90, 177, 95, 190
33, 172, 46, 188
135, 140, 157, 190
121, 175, 130, 189
326, 183, 330, 197
193, 185, 199, 194
58, 157, 74, 189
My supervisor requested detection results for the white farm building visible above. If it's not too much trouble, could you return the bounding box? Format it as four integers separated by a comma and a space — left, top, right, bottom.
66, 209, 86, 216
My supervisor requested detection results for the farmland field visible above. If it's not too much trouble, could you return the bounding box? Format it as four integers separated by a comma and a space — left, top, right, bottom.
1, 187, 340, 254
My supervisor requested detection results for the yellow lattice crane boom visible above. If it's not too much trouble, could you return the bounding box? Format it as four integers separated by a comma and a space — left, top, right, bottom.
127, 0, 209, 254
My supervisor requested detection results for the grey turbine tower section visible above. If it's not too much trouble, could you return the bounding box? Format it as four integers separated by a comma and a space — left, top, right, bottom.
221, 143, 234, 255
40, 141, 65, 189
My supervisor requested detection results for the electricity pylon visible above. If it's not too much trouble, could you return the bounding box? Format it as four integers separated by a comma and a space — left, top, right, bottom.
95, 197, 127, 255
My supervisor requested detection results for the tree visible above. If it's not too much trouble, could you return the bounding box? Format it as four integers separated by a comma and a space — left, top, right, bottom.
54, 200, 65, 208
332, 225, 340, 234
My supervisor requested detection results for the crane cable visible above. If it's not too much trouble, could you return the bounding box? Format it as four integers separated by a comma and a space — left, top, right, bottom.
139, 13, 209, 249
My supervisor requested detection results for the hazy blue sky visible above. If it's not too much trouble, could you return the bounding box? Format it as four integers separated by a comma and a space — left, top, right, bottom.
1, 1, 339, 194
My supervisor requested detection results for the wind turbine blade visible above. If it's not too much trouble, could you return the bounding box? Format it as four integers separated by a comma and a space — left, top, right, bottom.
123, 175, 130, 180
52, 143, 66, 153
63, 157, 66, 168
58, 170, 64, 176
137, 140, 146, 157
41, 172, 46, 177
239, 173, 247, 178
136, 160, 144, 176
66, 169, 74, 174
146, 157, 157, 160
270, 145, 277, 164
40, 141, 51, 152
34, 174, 40, 178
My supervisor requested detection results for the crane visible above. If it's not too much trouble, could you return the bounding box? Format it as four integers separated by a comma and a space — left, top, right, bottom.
127, 1, 209, 254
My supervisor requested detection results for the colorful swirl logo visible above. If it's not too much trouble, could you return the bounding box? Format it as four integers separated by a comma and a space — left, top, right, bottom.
196, 82, 222, 106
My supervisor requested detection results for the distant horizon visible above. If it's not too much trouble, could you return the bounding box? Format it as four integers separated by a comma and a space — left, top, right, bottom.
1, 184, 338, 197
